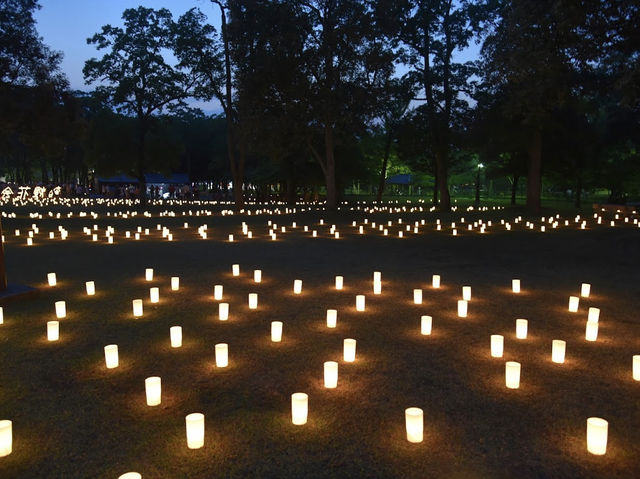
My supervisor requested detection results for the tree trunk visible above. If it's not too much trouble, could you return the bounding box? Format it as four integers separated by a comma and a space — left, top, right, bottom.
575, 172, 582, 208
376, 131, 393, 202
511, 174, 519, 205
286, 171, 296, 205
436, 150, 451, 210
526, 128, 542, 213
324, 125, 337, 210
433, 167, 438, 205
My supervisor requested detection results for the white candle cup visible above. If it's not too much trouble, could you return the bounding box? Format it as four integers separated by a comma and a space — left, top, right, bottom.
253, 270, 262, 283
343, 339, 357, 362
0, 307, 3, 325
462, 286, 471, 301
586, 417, 608, 455
356, 295, 366, 311
581, 283, 591, 298
373, 281, 382, 295
420, 315, 432, 335
405, 407, 424, 443
170, 326, 182, 348
291, 393, 308, 425
633, 355, 640, 381
324, 361, 338, 388
326, 309, 337, 328
585, 320, 599, 341
215, 343, 228, 367
104, 344, 119, 368
118, 474, 142, 479
185, 413, 205, 449
145, 268, 153, 281
248, 293, 258, 309
0, 420, 12, 457
293, 279, 303, 294
505, 361, 521, 389
149, 287, 159, 303
232, 264, 240, 276
271, 321, 283, 342
55, 300, 66, 318
512, 279, 520, 293
413, 289, 423, 305
218, 303, 229, 321
214, 285, 223, 300
373, 271, 381, 283
335, 276, 344, 290
432, 274, 441, 288
47, 321, 59, 341
145, 377, 161, 406
85, 281, 95, 296
552, 340, 566, 363
515, 319, 528, 339
588, 307, 600, 322
491, 335, 504, 358
457, 300, 468, 318
171, 277, 180, 291
47, 272, 57, 286
568, 296, 579, 312
132, 299, 143, 317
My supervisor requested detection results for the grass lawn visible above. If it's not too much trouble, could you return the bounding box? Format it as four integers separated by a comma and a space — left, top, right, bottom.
0, 202, 638, 478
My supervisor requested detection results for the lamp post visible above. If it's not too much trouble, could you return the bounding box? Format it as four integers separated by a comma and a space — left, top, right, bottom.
475, 162, 484, 206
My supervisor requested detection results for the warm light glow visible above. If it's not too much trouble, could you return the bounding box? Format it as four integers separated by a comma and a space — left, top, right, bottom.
585, 320, 599, 341
170, 326, 182, 348
505, 361, 521, 389
552, 340, 566, 363
568, 296, 579, 312
581, 283, 591, 298
405, 407, 424, 443
132, 299, 143, 317
47, 272, 57, 286
254, 270, 262, 283
118, 474, 142, 479
343, 339, 357, 362
86, 281, 95, 296
248, 293, 258, 309
420, 315, 432, 335
413, 289, 423, 304
373, 271, 381, 282
219, 303, 229, 321
149, 287, 159, 303
587, 417, 608, 455
232, 264, 240, 276
491, 335, 504, 358
215, 343, 228, 367
462, 286, 471, 301
515, 319, 528, 339
373, 280, 382, 294
356, 295, 365, 311
588, 307, 600, 322
512, 279, 520, 293
104, 344, 119, 368
326, 309, 337, 328
47, 321, 59, 341
185, 413, 205, 449
0, 420, 12, 457
0, 307, 3, 325
432, 274, 441, 288
214, 285, 223, 300
145, 377, 161, 406
293, 279, 302, 294
457, 300, 468, 318
335, 276, 344, 290
145, 268, 153, 281
633, 355, 640, 381
171, 277, 179, 291
291, 393, 308, 425
55, 300, 66, 318
271, 321, 283, 342
324, 361, 338, 388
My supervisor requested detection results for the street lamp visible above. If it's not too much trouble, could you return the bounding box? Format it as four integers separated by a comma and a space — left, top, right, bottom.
475, 162, 484, 206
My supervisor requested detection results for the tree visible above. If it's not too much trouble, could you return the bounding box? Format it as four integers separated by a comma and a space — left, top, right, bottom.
84, 7, 202, 203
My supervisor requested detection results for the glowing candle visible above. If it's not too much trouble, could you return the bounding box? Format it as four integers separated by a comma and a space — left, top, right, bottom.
586, 417, 608, 455
581, 283, 591, 298
405, 407, 424, 443
512, 279, 520, 293
0, 420, 12, 457
55, 301, 66, 318
491, 335, 504, 357
145, 268, 153, 281
373, 271, 381, 282
343, 339, 356, 362
215, 343, 228, 367
515, 319, 528, 339
633, 355, 640, 381
0, 307, 3, 324
505, 361, 521, 389
47, 272, 57, 286
413, 289, 423, 304
132, 299, 143, 317
118, 473, 141, 479
552, 340, 566, 363
214, 285, 223, 300
462, 286, 471, 301
228, 234, 234, 242
145, 377, 161, 406
85, 281, 95, 295
432, 274, 440, 288
326, 309, 337, 328
373, 281, 382, 294
171, 277, 179, 291
47, 321, 59, 341
324, 361, 338, 388
356, 295, 365, 311
170, 326, 182, 348
248, 293, 258, 309
149, 287, 159, 303
232, 264, 240, 276
335, 276, 344, 290
271, 321, 283, 342
420, 315, 432, 335
293, 279, 302, 294
291, 393, 308, 425
585, 320, 598, 341
588, 307, 600, 322
568, 296, 579, 312
185, 413, 205, 449
219, 303, 229, 321
104, 344, 119, 368
457, 300, 468, 318
253, 270, 262, 283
